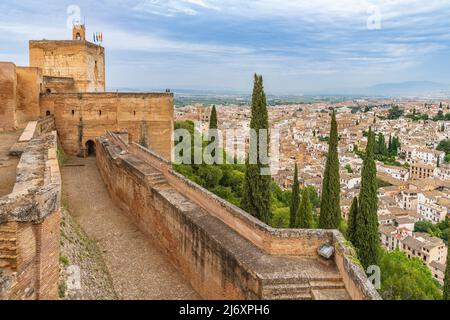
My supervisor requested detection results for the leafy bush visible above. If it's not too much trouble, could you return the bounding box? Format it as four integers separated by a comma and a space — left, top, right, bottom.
378, 249, 442, 300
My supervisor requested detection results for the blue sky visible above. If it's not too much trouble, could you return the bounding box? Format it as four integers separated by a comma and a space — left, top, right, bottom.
1, 0, 450, 94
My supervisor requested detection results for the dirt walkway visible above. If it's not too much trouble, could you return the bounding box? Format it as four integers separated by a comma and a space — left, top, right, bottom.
0, 131, 21, 197
62, 156, 199, 300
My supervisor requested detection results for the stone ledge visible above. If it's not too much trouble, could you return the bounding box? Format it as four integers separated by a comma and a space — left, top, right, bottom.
0, 131, 61, 224
40, 92, 174, 98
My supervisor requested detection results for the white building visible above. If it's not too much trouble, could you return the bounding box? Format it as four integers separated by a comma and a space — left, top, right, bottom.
401, 146, 445, 165
377, 163, 410, 181
417, 190, 450, 223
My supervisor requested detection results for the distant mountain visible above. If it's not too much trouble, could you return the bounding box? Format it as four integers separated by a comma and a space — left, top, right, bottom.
363, 81, 450, 97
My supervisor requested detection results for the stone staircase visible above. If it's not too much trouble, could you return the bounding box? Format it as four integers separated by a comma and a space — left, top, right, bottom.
262, 274, 350, 300
0, 224, 18, 270
64, 158, 87, 167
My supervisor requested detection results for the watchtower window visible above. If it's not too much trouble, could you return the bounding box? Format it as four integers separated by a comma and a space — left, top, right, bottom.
133, 111, 136, 116
71, 110, 75, 116
46, 110, 51, 116
99, 110, 102, 116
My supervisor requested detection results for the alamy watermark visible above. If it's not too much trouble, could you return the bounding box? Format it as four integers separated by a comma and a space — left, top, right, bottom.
66, 5, 82, 29
367, 4, 381, 30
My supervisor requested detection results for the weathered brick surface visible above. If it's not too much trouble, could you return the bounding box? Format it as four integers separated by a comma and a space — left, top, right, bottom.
29, 40, 105, 93
16, 67, 42, 125
36, 210, 60, 300
0, 62, 17, 131
40, 93, 173, 159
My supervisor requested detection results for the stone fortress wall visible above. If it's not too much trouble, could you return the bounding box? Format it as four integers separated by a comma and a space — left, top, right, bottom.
39, 92, 173, 159
0, 25, 175, 300
29, 40, 105, 93
0, 118, 61, 300
1, 25, 173, 158
95, 131, 380, 300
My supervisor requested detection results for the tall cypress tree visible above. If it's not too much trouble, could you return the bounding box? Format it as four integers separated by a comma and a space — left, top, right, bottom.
319, 110, 341, 229
208, 105, 218, 158
290, 163, 300, 228
354, 128, 380, 269
388, 134, 392, 154
391, 136, 400, 156
298, 188, 314, 228
347, 196, 358, 243
379, 133, 387, 156
209, 105, 218, 130
242, 74, 272, 224
444, 242, 450, 300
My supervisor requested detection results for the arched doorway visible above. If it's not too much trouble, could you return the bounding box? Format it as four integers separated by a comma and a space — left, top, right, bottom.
85, 140, 96, 157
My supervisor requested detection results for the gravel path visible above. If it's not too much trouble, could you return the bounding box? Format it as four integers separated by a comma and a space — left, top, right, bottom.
60, 208, 117, 300
61, 156, 199, 300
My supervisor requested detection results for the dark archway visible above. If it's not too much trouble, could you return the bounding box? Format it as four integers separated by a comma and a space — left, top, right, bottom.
85, 140, 96, 157
46, 110, 51, 116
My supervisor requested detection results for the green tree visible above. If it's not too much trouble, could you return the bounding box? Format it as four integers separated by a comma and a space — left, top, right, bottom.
437, 139, 450, 155
433, 110, 445, 121
319, 110, 341, 229
209, 105, 218, 130
375, 132, 388, 156
290, 164, 300, 228
388, 134, 392, 154
444, 243, 450, 300
390, 136, 399, 156
198, 165, 223, 188
298, 188, 314, 228
379, 249, 442, 300
345, 164, 353, 173
242, 74, 272, 224
207, 105, 219, 159
347, 197, 358, 243
354, 127, 379, 269
387, 106, 404, 119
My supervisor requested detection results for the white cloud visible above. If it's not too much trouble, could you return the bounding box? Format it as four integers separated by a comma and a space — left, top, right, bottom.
134, 0, 450, 25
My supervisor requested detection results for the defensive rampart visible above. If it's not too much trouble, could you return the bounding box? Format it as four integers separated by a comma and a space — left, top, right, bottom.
96, 132, 380, 300
0, 117, 61, 300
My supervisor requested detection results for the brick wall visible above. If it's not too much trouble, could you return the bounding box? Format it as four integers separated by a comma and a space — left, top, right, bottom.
40, 92, 173, 159
16, 67, 42, 125
0, 62, 17, 131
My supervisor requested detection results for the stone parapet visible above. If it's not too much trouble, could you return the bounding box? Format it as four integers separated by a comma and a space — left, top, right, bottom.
0, 122, 61, 300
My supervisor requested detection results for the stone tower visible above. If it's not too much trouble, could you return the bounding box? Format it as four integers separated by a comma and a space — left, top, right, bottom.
72, 24, 86, 41
29, 24, 105, 93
